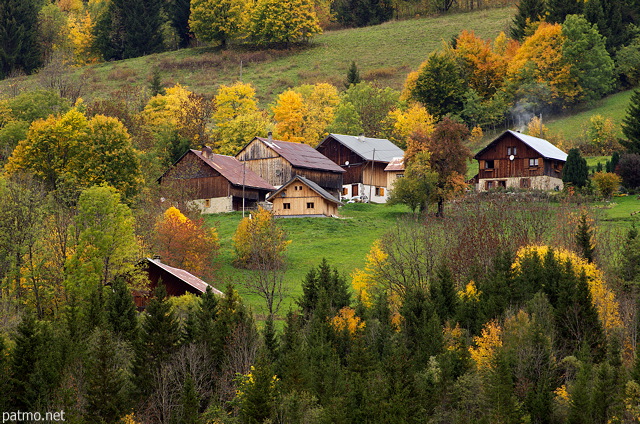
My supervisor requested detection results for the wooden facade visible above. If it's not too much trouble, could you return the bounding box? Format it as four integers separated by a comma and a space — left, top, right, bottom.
474, 131, 567, 191
236, 137, 345, 195
268, 176, 343, 217
158, 150, 274, 211
316, 137, 368, 185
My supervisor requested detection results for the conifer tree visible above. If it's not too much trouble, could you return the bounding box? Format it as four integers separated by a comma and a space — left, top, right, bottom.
0, 0, 41, 78
563, 148, 589, 188
149, 67, 165, 96
106, 276, 138, 343
621, 89, 640, 154
621, 222, 640, 283
400, 287, 443, 367
575, 212, 595, 263
344, 61, 361, 88
174, 373, 201, 424
169, 0, 192, 48
510, 0, 546, 40
430, 263, 458, 323
298, 258, 350, 319
238, 351, 277, 423
546, 0, 583, 24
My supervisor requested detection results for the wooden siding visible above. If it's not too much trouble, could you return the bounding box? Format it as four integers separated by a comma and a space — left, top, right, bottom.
476, 133, 564, 180
362, 162, 388, 187
271, 183, 338, 216
242, 156, 292, 187
317, 138, 365, 184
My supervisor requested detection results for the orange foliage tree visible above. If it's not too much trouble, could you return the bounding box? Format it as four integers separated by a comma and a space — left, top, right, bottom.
154, 206, 219, 281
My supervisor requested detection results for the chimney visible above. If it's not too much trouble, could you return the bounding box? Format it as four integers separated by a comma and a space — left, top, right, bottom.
202, 145, 212, 159
267, 131, 273, 141
152, 255, 161, 262
357, 133, 365, 142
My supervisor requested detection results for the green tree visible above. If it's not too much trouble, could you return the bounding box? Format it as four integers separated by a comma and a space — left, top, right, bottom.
190, 0, 251, 48
510, 0, 546, 40
546, 0, 583, 24
332, 0, 393, 27
65, 185, 139, 298
344, 61, 361, 88
621, 89, 640, 154
563, 148, 589, 188
410, 52, 466, 119
238, 351, 277, 424
298, 258, 351, 318
576, 212, 595, 263
0, 0, 41, 78
106, 276, 138, 343
387, 151, 438, 213
334, 82, 398, 138
249, 0, 321, 45
169, 0, 193, 48
618, 153, 640, 190
561, 14, 615, 105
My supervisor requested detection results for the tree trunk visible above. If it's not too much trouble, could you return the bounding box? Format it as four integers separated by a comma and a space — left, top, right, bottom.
436, 197, 445, 217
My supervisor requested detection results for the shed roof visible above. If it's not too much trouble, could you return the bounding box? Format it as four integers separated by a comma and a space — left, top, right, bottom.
252, 137, 345, 173
321, 134, 405, 163
384, 157, 405, 172
146, 258, 224, 296
191, 150, 275, 190
267, 175, 343, 206
475, 131, 568, 162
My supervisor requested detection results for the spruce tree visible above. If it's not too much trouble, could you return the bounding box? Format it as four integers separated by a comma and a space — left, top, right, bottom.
563, 148, 589, 188
174, 373, 201, 424
510, 0, 546, 40
575, 212, 595, 263
344, 61, 361, 88
169, 0, 192, 48
431, 263, 458, 323
621, 222, 640, 283
400, 287, 443, 367
546, 0, 583, 24
0, 0, 41, 78
149, 67, 165, 96
621, 89, 640, 154
239, 351, 277, 423
298, 259, 350, 318
106, 276, 138, 343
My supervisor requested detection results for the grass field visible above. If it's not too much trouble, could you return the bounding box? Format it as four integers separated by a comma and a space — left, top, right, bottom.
1, 7, 515, 104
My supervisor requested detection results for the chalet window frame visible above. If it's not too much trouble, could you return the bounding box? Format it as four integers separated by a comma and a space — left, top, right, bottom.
283, 203, 291, 209
507, 146, 517, 156
306, 202, 314, 209
529, 158, 539, 167
485, 160, 495, 170
375, 187, 385, 196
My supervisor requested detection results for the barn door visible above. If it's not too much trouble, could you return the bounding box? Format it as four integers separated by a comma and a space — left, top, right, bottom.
352, 184, 359, 196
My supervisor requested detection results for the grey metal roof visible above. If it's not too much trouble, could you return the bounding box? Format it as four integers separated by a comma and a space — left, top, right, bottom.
506, 131, 568, 161
254, 137, 345, 173
146, 258, 224, 296
323, 134, 405, 163
267, 175, 343, 205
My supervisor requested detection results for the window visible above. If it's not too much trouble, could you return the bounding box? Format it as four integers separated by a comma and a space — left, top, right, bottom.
529, 158, 539, 167
283, 203, 291, 209
342, 187, 348, 196
306, 202, 314, 209
204, 199, 211, 208
507, 147, 517, 156
294, 185, 303, 191
375, 187, 385, 196
396, 173, 404, 178
485, 160, 495, 169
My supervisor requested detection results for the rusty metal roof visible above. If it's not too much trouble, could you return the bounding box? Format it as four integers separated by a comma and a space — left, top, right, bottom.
384, 157, 404, 172
146, 258, 224, 295
254, 137, 345, 173
192, 150, 275, 191
267, 175, 343, 206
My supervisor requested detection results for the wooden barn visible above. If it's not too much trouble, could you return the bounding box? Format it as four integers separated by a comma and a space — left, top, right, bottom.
158, 147, 275, 213
316, 134, 405, 203
235, 134, 345, 198
267, 175, 343, 217
135, 257, 224, 309
473, 130, 567, 191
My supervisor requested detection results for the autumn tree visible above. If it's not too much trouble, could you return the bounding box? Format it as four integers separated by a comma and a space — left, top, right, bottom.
190, 0, 251, 48
37, 3, 69, 64
387, 103, 436, 149
409, 51, 466, 119
65, 185, 139, 298
272, 83, 339, 146
233, 207, 290, 317
249, 0, 321, 45
211, 81, 270, 155
452, 31, 507, 99
592, 172, 621, 198
154, 207, 219, 281
0, 0, 42, 78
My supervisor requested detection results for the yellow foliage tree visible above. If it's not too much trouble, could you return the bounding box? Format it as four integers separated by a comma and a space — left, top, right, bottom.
190, 0, 251, 47
387, 103, 436, 149
67, 11, 98, 65
331, 306, 365, 336
512, 245, 622, 333
351, 239, 388, 308
249, 0, 321, 45
591, 171, 621, 199
469, 320, 503, 370
525, 115, 548, 138
272, 83, 339, 146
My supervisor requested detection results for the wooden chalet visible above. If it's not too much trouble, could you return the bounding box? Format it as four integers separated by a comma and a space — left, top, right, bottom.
474, 130, 567, 191
267, 175, 343, 217
235, 134, 345, 198
158, 148, 275, 213
135, 257, 224, 309
316, 134, 404, 203
384, 157, 405, 193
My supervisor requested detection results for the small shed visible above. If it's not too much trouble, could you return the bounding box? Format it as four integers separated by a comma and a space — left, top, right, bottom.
135, 257, 224, 309
158, 148, 275, 213
474, 130, 567, 191
316, 134, 405, 203
267, 175, 343, 217
235, 135, 345, 198
384, 157, 405, 193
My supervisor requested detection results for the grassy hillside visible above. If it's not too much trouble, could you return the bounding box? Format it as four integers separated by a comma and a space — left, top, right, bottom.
5, 7, 515, 103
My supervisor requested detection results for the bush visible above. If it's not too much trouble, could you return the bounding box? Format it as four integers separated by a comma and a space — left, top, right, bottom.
618, 153, 640, 190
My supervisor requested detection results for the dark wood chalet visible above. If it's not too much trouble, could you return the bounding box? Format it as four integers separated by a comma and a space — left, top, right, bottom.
134, 257, 224, 309
316, 134, 404, 203
235, 135, 345, 198
158, 148, 274, 213
474, 130, 568, 191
